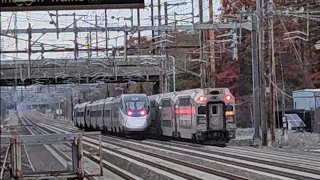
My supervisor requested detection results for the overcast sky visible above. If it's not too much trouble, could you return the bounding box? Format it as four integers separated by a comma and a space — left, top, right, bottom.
1, 0, 221, 61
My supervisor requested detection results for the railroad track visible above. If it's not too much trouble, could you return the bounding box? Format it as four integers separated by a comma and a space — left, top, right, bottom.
0, 112, 36, 180
19, 111, 131, 180
23, 110, 320, 180
22, 110, 248, 180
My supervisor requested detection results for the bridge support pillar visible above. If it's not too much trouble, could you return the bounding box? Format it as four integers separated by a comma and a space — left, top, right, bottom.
152, 82, 160, 95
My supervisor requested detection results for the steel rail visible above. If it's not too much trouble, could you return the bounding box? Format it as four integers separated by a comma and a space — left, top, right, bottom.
20, 112, 135, 180
0, 145, 11, 179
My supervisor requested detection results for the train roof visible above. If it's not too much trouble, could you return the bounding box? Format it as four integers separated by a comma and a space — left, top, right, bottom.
88, 97, 115, 106
120, 93, 148, 98
75, 101, 92, 108
74, 104, 81, 109
148, 87, 233, 102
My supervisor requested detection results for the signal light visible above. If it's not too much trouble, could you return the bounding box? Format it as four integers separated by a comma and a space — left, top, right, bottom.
139, 109, 147, 116
226, 111, 234, 116
127, 109, 134, 116
224, 95, 232, 102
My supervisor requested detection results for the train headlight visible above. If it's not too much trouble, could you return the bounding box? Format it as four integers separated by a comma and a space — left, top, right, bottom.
139, 109, 147, 116
127, 109, 134, 116
224, 94, 232, 102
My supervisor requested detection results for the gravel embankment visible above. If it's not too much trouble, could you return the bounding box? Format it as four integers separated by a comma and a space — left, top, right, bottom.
229, 128, 320, 153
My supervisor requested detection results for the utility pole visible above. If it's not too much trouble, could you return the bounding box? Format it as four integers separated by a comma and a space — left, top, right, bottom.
104, 9, 108, 57
164, 2, 169, 92
157, 0, 164, 93
95, 15, 99, 57
87, 32, 92, 61
150, 0, 155, 55
208, 0, 215, 88
251, 13, 261, 142
198, 0, 205, 88
27, 23, 32, 78
257, 0, 268, 146
13, 12, 18, 94
137, 8, 144, 93
268, 0, 276, 143
137, 8, 141, 45
73, 13, 78, 60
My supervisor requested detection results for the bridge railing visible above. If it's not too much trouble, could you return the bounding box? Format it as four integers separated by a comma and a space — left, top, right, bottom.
0, 132, 103, 179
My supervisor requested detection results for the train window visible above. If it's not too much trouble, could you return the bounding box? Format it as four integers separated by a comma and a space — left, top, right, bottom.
105, 110, 111, 117
162, 100, 171, 107
124, 101, 147, 110
198, 106, 206, 115
211, 105, 218, 115
209, 90, 221, 95
150, 100, 156, 107
97, 110, 102, 117
126, 102, 135, 110
179, 98, 190, 106
113, 104, 118, 117
87, 110, 90, 116
136, 102, 146, 110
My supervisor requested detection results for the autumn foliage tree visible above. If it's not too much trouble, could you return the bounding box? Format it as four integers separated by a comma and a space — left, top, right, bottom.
217, 0, 320, 99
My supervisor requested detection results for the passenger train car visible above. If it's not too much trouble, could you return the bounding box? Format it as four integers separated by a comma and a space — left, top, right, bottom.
73, 94, 151, 136
148, 88, 235, 145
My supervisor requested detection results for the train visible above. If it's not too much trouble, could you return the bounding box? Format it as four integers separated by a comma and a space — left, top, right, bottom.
73, 88, 236, 145
73, 94, 151, 136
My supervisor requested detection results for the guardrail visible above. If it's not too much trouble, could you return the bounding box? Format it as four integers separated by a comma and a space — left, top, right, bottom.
0, 132, 103, 179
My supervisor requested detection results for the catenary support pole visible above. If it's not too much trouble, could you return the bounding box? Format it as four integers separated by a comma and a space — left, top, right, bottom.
268, 0, 276, 143
251, 13, 261, 141
198, 0, 204, 88
257, 0, 268, 146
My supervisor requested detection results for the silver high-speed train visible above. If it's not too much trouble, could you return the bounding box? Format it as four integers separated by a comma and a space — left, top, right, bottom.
73, 94, 151, 135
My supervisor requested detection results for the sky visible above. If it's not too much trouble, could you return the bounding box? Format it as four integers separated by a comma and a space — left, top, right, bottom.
0, 0, 222, 61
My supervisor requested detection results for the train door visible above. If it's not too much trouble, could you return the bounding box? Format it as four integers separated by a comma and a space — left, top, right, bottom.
206, 102, 226, 131
96, 107, 103, 130
102, 104, 106, 131
112, 102, 119, 131
149, 99, 160, 135
80, 108, 85, 127
73, 108, 78, 126
224, 94, 236, 139
176, 97, 195, 139
104, 105, 112, 132
84, 106, 90, 129
160, 99, 175, 137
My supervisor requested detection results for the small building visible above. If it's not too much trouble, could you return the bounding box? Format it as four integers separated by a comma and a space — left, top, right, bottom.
314, 107, 320, 133
293, 89, 320, 110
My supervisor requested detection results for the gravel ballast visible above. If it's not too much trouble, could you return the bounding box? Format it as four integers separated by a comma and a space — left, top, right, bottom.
230, 128, 320, 152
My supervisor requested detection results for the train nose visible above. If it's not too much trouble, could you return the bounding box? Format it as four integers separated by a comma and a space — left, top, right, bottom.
125, 117, 148, 131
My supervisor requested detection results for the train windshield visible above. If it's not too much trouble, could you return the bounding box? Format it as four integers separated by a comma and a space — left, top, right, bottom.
123, 96, 149, 111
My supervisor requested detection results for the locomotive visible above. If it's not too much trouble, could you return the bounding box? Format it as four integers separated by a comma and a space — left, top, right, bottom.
148, 88, 235, 145
73, 94, 151, 136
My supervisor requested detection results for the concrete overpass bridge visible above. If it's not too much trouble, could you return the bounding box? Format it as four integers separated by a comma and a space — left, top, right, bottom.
0, 55, 171, 86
